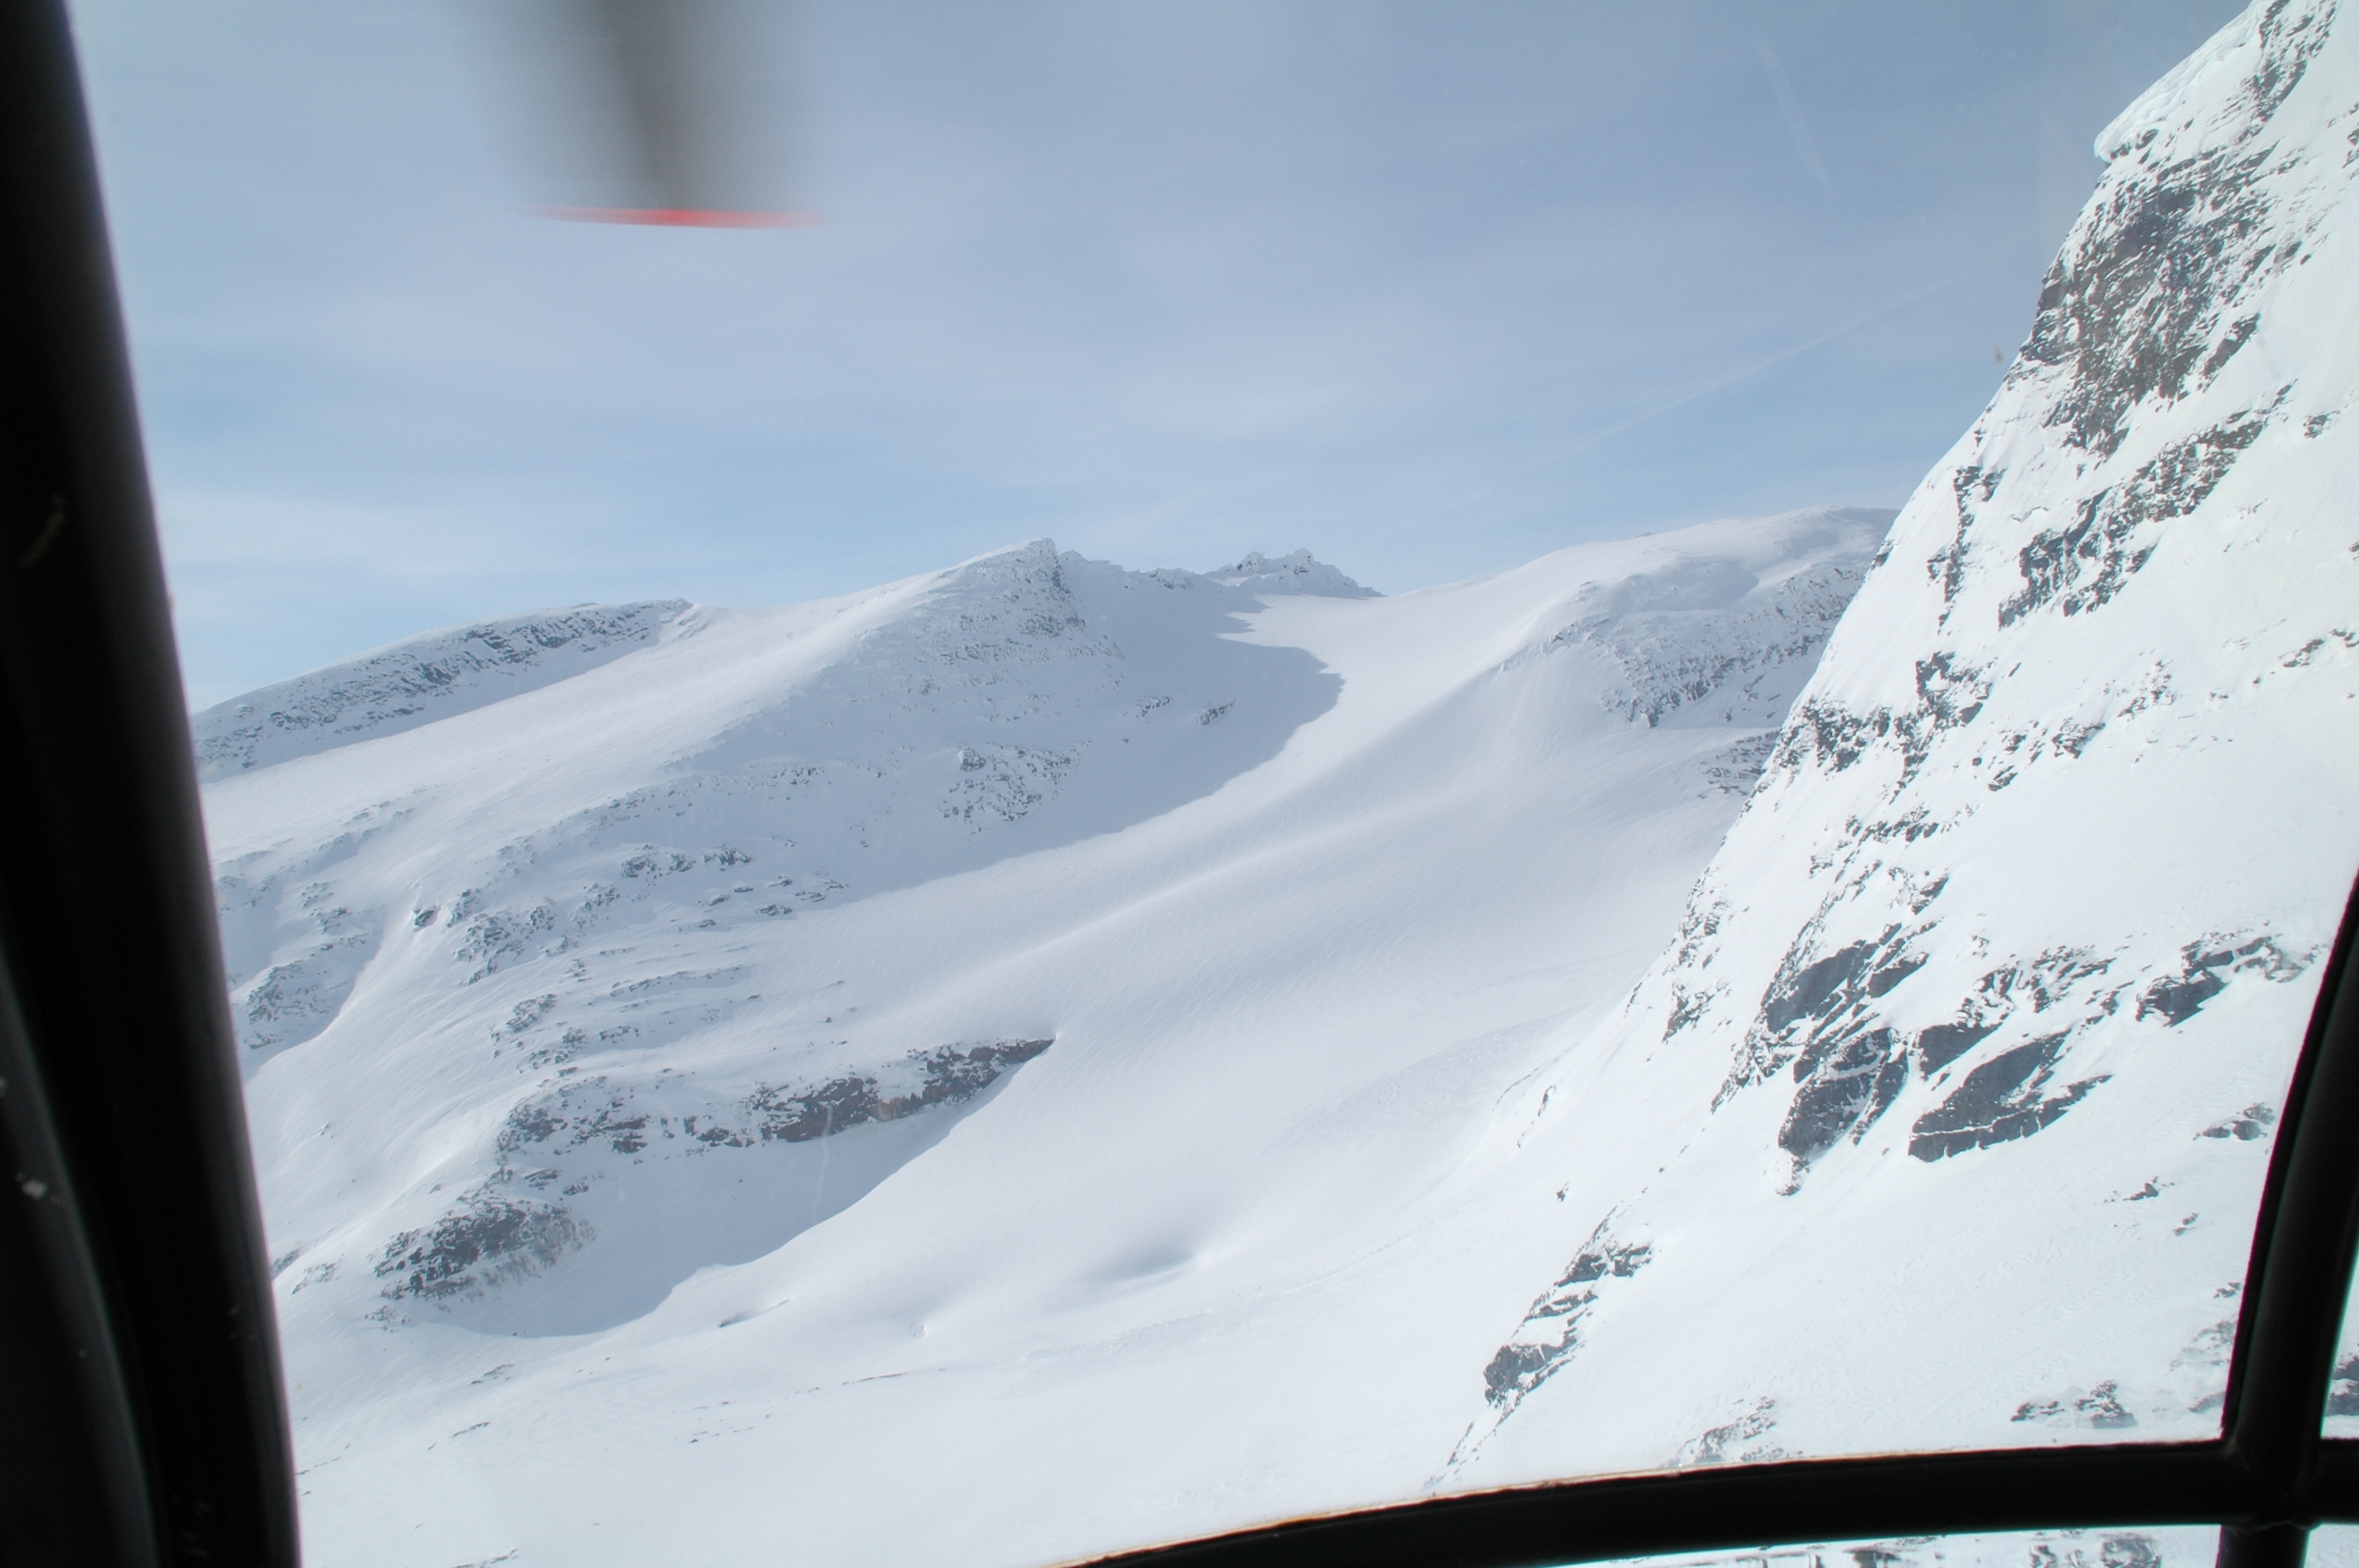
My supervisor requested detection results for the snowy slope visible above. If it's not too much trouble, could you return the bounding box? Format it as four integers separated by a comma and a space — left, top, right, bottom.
1456, 0, 2359, 1492
209, 510, 1885, 1564
216, 5, 2359, 1561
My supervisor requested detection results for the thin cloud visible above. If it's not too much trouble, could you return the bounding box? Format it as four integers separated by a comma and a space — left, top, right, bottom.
1371, 242, 2015, 551
73, 1, 2242, 700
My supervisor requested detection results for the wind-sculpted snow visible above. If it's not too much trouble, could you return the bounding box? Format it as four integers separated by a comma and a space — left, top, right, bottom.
190, 599, 689, 779
1547, 508, 1883, 731
1461, 0, 2359, 1492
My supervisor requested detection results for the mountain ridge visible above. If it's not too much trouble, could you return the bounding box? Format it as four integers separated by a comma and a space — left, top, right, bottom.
222, 510, 1885, 1362
217, 8, 2359, 1562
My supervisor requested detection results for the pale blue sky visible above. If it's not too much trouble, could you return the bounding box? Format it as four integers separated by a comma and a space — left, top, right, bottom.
68, 0, 2242, 706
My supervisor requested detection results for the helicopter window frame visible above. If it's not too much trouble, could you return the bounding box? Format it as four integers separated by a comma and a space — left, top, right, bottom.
5, 4, 2359, 1567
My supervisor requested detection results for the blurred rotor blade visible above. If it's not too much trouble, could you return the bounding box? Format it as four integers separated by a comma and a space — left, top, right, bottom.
482, 0, 811, 226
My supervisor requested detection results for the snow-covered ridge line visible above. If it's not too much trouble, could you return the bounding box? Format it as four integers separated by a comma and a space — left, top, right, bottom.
191, 598, 691, 779
190, 543, 1383, 783
1203, 548, 1381, 598
1546, 506, 1889, 731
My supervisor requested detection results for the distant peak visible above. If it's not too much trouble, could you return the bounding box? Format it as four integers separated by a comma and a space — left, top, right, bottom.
1203, 550, 1379, 599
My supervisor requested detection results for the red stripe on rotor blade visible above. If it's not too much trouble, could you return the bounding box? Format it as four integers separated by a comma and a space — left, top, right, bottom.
531, 207, 820, 228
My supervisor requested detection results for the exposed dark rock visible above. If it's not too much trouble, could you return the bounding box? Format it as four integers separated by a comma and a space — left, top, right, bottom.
745, 1038, 1053, 1143
496, 1078, 649, 1156
2023, 48, 2306, 466
1779, 1027, 1908, 1169
2091, 1537, 2167, 1568
192, 600, 687, 778
496, 1099, 567, 1151
2011, 1377, 2138, 1429
1910, 1033, 2108, 1160
1662, 982, 1720, 1041
2202, 314, 2261, 379
1914, 652, 1991, 732
1702, 731, 1782, 794
234, 940, 376, 1051
1719, 926, 1937, 1175
2245, 0, 2338, 120
1763, 939, 1883, 1036
2000, 411, 2272, 627
1917, 1020, 1999, 1074
2197, 1103, 2277, 1141
1931, 465, 2005, 608
1774, 654, 1991, 791
2330, 1352, 2359, 1418
2139, 935, 2306, 1023
943, 747, 1078, 826
375, 1193, 587, 1301
1673, 1397, 1783, 1467
455, 902, 557, 982
1481, 1343, 1554, 1407
1479, 1221, 1652, 1411
505, 994, 557, 1034
1779, 699, 1889, 775
1866, 954, 1927, 997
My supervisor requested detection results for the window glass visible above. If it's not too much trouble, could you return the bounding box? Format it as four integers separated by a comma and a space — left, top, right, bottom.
68, 0, 2359, 1564
1592, 1531, 2221, 1568
2330, 1285, 2359, 1436
2315, 1526, 2359, 1568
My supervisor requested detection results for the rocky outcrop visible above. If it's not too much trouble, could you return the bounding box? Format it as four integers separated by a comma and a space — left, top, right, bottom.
191, 599, 689, 778
1469, 0, 2359, 1464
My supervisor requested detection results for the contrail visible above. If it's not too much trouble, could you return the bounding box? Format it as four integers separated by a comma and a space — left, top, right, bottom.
1755, 39, 1831, 191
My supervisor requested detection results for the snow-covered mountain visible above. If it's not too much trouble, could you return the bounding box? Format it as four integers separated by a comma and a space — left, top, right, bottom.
1455, 0, 2359, 1489
212, 508, 1884, 1561
193, 599, 690, 779
208, 5, 2359, 1564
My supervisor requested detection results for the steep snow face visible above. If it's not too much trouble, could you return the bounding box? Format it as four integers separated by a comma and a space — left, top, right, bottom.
217, 510, 1886, 1566
1458, 0, 2359, 1489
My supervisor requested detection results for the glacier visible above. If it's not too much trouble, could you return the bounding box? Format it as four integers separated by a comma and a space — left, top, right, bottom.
202, 3, 2359, 1564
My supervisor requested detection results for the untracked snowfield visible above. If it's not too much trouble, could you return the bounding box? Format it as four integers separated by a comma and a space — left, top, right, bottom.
199, 4, 2359, 1564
